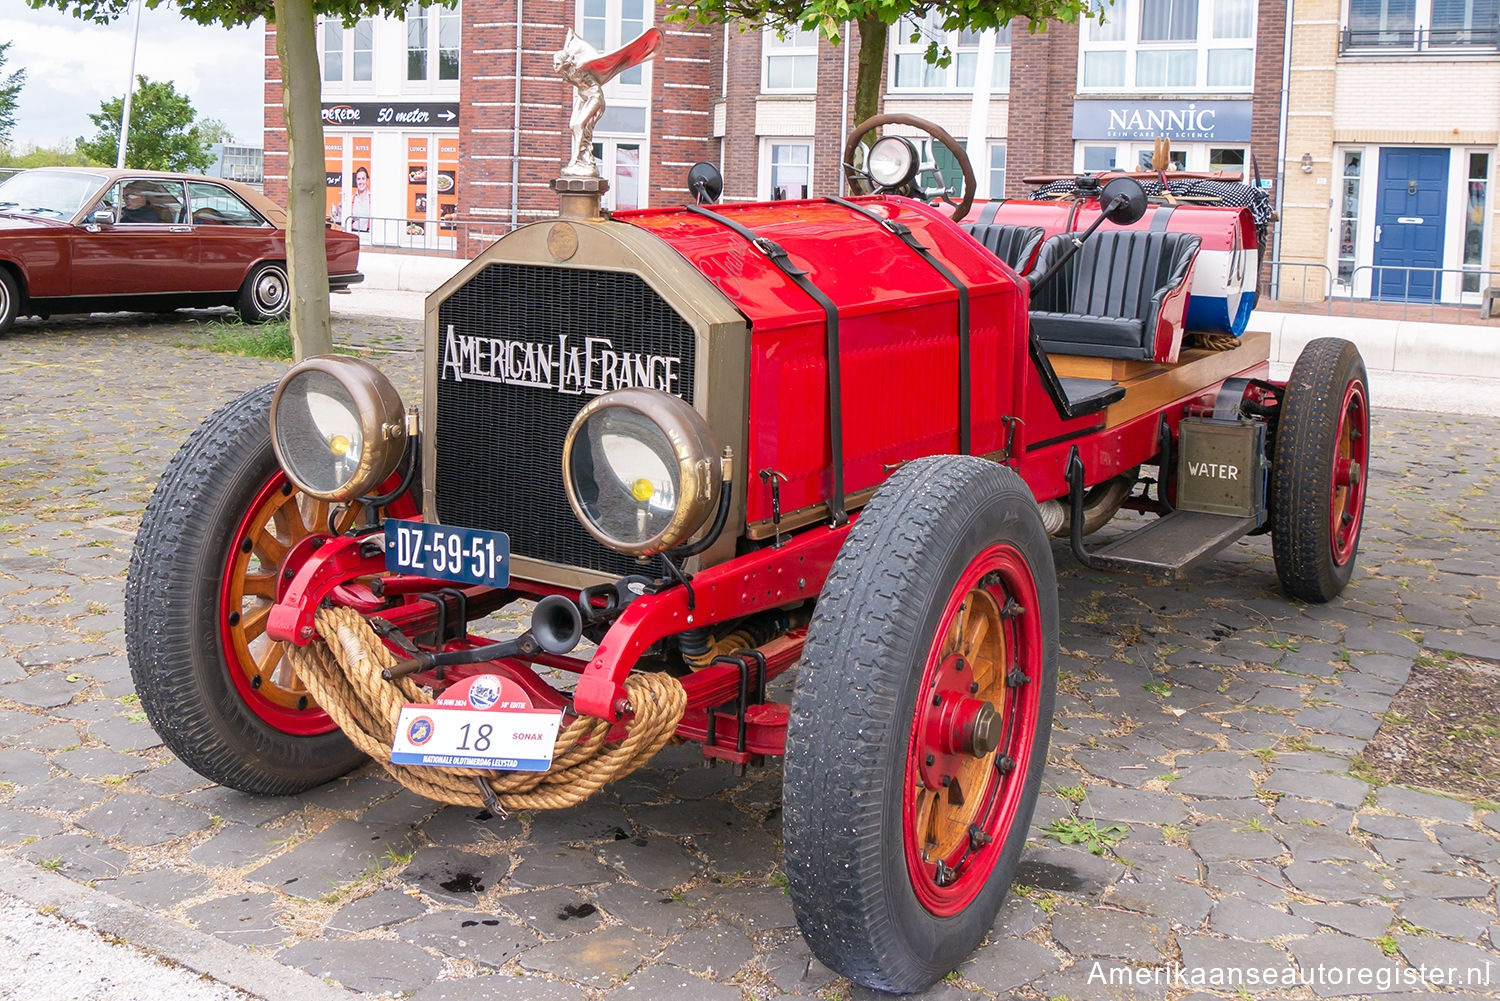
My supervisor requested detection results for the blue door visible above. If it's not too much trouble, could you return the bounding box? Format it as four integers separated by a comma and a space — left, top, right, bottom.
1374, 148, 1448, 301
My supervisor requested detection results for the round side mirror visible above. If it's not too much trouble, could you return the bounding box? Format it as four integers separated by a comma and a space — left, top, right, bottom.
687, 162, 724, 205
1100, 177, 1147, 226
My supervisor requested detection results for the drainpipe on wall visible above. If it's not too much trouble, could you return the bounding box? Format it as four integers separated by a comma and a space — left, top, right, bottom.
720, 24, 729, 174
1272, 0, 1294, 297
965, 29, 997, 201
511, 0, 524, 231
839, 21, 851, 195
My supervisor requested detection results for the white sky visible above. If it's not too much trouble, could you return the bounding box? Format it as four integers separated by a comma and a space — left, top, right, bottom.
0, 0, 265, 149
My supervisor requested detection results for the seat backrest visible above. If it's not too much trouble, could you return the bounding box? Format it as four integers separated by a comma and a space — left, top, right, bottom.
962, 223, 1045, 274
1031, 230, 1201, 322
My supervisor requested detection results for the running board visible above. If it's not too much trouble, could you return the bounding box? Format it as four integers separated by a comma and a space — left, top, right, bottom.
1082, 511, 1259, 577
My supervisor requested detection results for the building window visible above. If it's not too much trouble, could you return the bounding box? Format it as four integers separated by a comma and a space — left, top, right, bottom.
763, 141, 812, 200
762, 25, 818, 91
1463, 151, 1489, 292
322, 17, 373, 84
407, 3, 460, 83
891, 12, 1011, 91
581, 0, 648, 88
1081, 144, 1119, 171
1336, 150, 1363, 289
1209, 146, 1246, 173
1079, 0, 1255, 92
1343, 0, 1499, 50
989, 143, 1007, 198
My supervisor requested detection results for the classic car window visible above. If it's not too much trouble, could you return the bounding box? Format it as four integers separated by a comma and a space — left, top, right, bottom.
0, 169, 106, 219
187, 182, 268, 227
107, 179, 187, 224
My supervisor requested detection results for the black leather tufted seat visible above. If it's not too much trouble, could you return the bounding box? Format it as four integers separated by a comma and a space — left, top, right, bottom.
962, 223, 1046, 275
1027, 230, 1201, 360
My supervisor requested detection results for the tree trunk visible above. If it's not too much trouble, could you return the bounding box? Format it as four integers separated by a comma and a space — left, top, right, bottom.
854, 16, 887, 137
274, 0, 332, 360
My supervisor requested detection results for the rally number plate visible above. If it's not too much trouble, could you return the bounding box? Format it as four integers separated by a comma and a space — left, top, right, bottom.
390, 675, 563, 772
384, 520, 510, 588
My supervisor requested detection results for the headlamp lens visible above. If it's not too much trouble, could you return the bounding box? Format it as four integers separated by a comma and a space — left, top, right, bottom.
562, 388, 724, 557
269, 356, 407, 502
273, 371, 366, 497
868, 136, 917, 188
568, 408, 680, 550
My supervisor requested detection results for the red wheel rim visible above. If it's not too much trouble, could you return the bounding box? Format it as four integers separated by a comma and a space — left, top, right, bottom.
218, 472, 365, 735
1329, 379, 1369, 567
902, 544, 1044, 916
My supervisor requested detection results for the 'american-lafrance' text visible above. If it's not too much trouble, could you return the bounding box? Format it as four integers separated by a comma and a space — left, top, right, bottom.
441, 326, 683, 396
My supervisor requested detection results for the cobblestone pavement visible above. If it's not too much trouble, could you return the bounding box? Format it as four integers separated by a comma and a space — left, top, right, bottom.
1, 311, 1498, 1001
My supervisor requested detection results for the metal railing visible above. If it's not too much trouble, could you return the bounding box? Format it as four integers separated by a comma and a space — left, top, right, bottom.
1259, 260, 1500, 323
339, 215, 513, 258
1340, 24, 1500, 53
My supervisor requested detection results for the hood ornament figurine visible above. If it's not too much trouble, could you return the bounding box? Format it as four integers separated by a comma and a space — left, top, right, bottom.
553, 26, 663, 180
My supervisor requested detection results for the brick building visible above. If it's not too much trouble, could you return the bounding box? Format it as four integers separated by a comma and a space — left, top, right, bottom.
1276, 0, 1500, 305
264, 1, 1499, 309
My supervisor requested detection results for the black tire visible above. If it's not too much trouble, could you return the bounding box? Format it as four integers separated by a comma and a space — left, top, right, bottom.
783, 455, 1058, 994
1270, 337, 1370, 603
0, 269, 18, 337
237, 261, 290, 323
125, 384, 364, 795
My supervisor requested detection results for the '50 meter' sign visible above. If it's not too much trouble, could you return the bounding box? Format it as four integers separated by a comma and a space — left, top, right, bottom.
321, 102, 461, 129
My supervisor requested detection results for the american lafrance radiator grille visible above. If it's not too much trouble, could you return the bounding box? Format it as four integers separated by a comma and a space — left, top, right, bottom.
434, 263, 698, 578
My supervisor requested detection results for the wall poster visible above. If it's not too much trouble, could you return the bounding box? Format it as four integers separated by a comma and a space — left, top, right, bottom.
324, 135, 344, 228
348, 135, 373, 237
406, 136, 429, 239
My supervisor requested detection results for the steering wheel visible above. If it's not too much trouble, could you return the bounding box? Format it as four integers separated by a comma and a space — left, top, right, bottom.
842, 113, 977, 222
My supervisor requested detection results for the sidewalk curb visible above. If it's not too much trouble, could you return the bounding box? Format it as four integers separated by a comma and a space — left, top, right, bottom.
0, 858, 356, 1001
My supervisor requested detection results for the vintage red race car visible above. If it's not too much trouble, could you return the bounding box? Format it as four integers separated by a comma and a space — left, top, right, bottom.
0, 167, 362, 335
125, 111, 1368, 993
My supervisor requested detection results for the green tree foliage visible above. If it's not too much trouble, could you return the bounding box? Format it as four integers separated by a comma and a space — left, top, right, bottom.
77, 75, 216, 171
0, 141, 91, 168
664, 1, 1091, 126
32, 0, 451, 358
0, 40, 26, 148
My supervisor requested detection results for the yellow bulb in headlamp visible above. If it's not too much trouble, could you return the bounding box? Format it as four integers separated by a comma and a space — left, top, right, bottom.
329, 435, 351, 457
631, 478, 655, 502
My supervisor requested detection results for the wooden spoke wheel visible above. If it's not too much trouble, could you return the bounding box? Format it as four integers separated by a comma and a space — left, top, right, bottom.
903, 547, 1045, 916
784, 455, 1057, 994
220, 473, 371, 735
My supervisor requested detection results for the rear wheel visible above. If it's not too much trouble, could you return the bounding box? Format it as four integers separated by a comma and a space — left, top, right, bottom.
1270, 338, 1369, 602
125, 384, 411, 794
784, 456, 1058, 994
0, 270, 18, 336
237, 262, 289, 324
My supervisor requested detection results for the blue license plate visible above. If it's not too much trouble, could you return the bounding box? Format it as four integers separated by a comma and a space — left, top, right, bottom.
384, 520, 510, 589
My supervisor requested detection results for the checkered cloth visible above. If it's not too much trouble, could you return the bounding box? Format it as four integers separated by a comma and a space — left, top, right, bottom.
1029, 177, 1273, 242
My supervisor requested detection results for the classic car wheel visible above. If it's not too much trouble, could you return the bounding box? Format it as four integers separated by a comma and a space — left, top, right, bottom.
126, 383, 412, 795
238, 262, 290, 324
0, 269, 17, 337
784, 455, 1057, 994
1270, 338, 1369, 603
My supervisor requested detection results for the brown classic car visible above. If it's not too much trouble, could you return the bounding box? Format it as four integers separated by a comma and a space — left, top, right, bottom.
0, 167, 362, 335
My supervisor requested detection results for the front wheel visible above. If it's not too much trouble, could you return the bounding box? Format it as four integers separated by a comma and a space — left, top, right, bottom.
1270, 338, 1370, 602
237, 261, 290, 323
783, 456, 1058, 994
125, 384, 394, 795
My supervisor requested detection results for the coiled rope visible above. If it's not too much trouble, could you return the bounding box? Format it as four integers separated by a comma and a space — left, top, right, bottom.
284, 606, 687, 812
